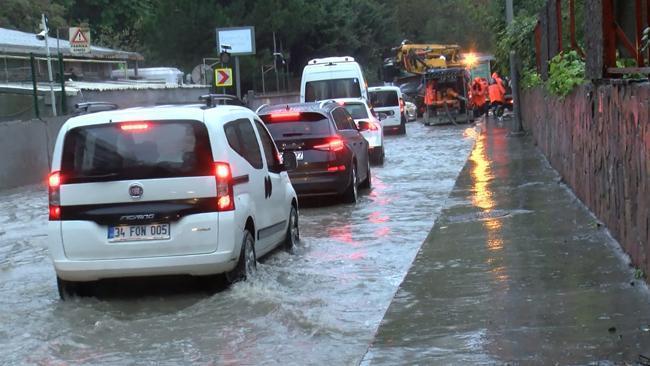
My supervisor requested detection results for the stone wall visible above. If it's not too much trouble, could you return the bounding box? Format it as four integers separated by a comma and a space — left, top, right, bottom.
521, 82, 649, 273
0, 116, 67, 190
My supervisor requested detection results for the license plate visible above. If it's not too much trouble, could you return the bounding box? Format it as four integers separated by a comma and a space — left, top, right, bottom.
108, 223, 171, 242
294, 151, 304, 160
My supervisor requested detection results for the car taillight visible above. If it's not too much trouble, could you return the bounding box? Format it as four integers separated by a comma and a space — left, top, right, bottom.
314, 138, 345, 152
327, 165, 346, 172
214, 162, 234, 211
369, 122, 380, 131
268, 112, 301, 122
48, 171, 61, 220
120, 122, 150, 131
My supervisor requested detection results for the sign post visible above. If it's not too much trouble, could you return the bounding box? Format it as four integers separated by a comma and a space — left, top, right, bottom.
216, 27, 255, 99
69, 27, 90, 54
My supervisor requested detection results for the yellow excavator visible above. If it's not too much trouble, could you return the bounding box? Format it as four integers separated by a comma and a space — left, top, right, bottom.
392, 43, 464, 74
385, 41, 472, 125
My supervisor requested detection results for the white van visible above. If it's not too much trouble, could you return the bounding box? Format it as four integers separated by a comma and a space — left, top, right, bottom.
369, 86, 406, 135
300, 57, 368, 103
47, 99, 299, 298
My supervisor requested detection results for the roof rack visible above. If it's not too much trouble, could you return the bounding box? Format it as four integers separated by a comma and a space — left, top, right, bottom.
199, 94, 244, 108
73, 102, 119, 115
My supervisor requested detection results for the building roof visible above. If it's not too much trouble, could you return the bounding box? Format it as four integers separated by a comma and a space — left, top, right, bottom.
0, 27, 143, 61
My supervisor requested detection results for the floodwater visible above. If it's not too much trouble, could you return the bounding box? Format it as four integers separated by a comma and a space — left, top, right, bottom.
0, 122, 475, 365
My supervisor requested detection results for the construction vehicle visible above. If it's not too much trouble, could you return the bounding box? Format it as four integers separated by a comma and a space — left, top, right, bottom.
383, 41, 473, 126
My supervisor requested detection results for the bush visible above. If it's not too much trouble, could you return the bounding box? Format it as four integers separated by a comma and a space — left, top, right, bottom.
521, 69, 542, 89
547, 50, 585, 97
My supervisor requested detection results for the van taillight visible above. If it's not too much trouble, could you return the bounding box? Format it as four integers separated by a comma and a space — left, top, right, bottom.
214, 162, 234, 211
48, 171, 61, 220
314, 138, 345, 152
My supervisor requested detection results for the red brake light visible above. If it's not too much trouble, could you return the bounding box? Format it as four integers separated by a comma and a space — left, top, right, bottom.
120, 122, 150, 131
49, 206, 61, 220
49, 171, 61, 188
215, 163, 231, 179
214, 162, 234, 211
327, 165, 346, 172
314, 138, 345, 152
48, 171, 61, 220
269, 112, 301, 121
369, 122, 379, 131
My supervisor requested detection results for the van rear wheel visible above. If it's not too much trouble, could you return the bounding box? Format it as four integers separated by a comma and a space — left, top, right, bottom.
57, 277, 92, 300
225, 230, 256, 284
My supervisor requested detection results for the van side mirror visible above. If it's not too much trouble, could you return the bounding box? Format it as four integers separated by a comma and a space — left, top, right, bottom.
282, 151, 297, 171
377, 113, 388, 121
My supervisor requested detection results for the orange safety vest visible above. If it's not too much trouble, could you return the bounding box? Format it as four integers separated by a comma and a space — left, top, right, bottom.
470, 81, 486, 107
488, 83, 505, 103
424, 81, 435, 105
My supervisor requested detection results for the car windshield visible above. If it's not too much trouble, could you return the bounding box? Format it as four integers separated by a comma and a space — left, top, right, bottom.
343, 103, 369, 119
370, 90, 399, 107
61, 120, 213, 183
260, 112, 332, 138
305, 78, 362, 102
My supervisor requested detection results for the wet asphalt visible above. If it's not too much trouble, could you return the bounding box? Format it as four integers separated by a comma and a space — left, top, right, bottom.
0, 121, 475, 365
363, 122, 650, 365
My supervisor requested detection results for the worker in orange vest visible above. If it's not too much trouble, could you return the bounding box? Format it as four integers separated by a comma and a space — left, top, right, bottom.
424, 79, 436, 118
488, 72, 506, 118
470, 77, 487, 118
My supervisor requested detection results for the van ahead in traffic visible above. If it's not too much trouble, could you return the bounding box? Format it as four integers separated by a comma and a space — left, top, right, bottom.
300, 57, 368, 103
47, 100, 299, 299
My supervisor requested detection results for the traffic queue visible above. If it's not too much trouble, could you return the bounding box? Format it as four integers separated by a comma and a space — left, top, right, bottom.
45, 56, 408, 299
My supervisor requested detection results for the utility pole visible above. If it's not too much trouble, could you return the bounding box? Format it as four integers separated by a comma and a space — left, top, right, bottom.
41, 14, 57, 116
273, 32, 279, 93
506, 0, 523, 134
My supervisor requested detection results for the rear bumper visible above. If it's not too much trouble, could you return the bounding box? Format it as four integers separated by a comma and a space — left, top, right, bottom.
289, 170, 350, 197
48, 212, 241, 281
52, 251, 238, 281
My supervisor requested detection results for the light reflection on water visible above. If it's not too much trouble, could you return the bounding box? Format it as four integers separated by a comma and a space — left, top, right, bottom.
470, 132, 509, 288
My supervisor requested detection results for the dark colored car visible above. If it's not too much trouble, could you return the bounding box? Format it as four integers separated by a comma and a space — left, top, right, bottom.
257, 101, 371, 203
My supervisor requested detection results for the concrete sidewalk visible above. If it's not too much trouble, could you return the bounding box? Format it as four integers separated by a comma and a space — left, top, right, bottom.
363, 123, 650, 365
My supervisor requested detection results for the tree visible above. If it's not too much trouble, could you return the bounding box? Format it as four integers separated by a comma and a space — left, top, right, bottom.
0, 0, 70, 32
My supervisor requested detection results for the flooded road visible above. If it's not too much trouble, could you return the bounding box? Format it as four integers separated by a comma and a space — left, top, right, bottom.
0, 122, 475, 365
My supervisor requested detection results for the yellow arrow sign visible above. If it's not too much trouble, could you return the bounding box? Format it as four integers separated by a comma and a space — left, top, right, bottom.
215, 68, 233, 87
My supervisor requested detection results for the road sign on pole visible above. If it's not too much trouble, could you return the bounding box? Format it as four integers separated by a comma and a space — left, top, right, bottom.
69, 27, 90, 54
215, 68, 233, 87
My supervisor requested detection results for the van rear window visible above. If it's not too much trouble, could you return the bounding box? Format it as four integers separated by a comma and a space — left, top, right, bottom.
305, 78, 361, 102
61, 120, 213, 183
370, 91, 399, 107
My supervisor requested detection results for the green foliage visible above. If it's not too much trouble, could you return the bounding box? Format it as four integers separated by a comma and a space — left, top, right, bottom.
521, 69, 542, 89
547, 50, 585, 97
0, 0, 70, 31
495, 13, 538, 75
481, 0, 546, 74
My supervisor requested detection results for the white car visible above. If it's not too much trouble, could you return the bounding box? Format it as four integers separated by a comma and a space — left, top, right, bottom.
47, 96, 299, 299
369, 86, 407, 135
405, 101, 417, 121
336, 98, 385, 165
